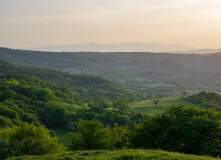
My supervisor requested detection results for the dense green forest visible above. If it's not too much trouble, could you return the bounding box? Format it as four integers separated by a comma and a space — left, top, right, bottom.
0, 60, 145, 102
1, 48, 221, 95
0, 74, 149, 127
1, 54, 221, 159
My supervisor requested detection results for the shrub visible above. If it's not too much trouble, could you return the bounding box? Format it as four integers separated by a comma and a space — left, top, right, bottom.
0, 123, 64, 159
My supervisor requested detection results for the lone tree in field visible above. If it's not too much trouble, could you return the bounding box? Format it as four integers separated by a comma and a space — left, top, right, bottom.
152, 94, 161, 107
153, 99, 159, 107
182, 90, 188, 98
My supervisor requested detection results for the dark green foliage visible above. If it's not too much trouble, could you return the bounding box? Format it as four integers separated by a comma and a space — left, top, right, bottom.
0, 138, 13, 160
35, 88, 56, 102
186, 91, 221, 111
43, 102, 68, 128
0, 123, 64, 159
0, 72, 149, 131
111, 123, 128, 149
69, 120, 128, 151
22, 113, 40, 126
112, 98, 131, 115
0, 115, 14, 128
0, 106, 20, 120
73, 104, 148, 127
0, 74, 72, 127
129, 104, 221, 157
0, 60, 142, 102
69, 119, 112, 150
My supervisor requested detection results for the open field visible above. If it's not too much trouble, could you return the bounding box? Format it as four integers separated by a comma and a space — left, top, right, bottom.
131, 97, 202, 115
7, 149, 220, 160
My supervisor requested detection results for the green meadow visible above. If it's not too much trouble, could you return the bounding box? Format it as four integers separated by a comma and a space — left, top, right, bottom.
131, 97, 202, 115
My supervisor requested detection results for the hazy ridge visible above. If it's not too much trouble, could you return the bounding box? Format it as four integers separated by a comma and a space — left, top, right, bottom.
25, 42, 195, 52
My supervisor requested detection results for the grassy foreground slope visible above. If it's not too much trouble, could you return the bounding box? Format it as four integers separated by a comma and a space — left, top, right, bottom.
7, 149, 219, 160
131, 97, 202, 115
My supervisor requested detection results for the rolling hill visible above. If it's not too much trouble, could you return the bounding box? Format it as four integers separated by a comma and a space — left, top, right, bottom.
1, 47, 221, 95
131, 97, 202, 115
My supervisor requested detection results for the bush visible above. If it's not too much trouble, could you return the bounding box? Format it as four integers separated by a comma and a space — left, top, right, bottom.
0, 123, 64, 159
69, 119, 112, 150
0, 115, 14, 128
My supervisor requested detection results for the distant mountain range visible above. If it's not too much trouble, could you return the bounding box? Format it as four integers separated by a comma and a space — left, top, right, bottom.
25, 42, 195, 53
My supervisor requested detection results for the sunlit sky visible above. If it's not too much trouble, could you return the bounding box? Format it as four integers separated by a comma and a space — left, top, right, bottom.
0, 0, 221, 49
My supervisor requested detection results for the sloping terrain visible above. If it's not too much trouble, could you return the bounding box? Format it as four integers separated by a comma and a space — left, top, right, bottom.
131, 97, 202, 115
1, 48, 221, 95
0, 60, 141, 101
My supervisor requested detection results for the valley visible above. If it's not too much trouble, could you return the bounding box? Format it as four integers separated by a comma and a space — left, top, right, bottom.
2, 0, 221, 159
1, 49, 221, 159
1, 48, 221, 96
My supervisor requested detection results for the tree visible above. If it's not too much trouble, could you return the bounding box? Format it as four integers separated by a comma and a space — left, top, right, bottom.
43, 102, 68, 128
152, 99, 159, 107
36, 88, 56, 102
0, 106, 20, 120
111, 123, 128, 149
182, 90, 188, 98
0, 123, 64, 159
112, 98, 131, 115
69, 119, 112, 150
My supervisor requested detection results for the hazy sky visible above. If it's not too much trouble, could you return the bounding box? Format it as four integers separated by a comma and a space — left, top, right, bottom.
0, 0, 221, 49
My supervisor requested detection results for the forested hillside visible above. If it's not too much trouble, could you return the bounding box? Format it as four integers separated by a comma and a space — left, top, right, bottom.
0, 60, 144, 102
0, 73, 150, 159
1, 48, 221, 95
0, 73, 149, 127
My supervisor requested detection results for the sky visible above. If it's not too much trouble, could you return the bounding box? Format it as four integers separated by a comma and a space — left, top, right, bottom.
0, 0, 221, 49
